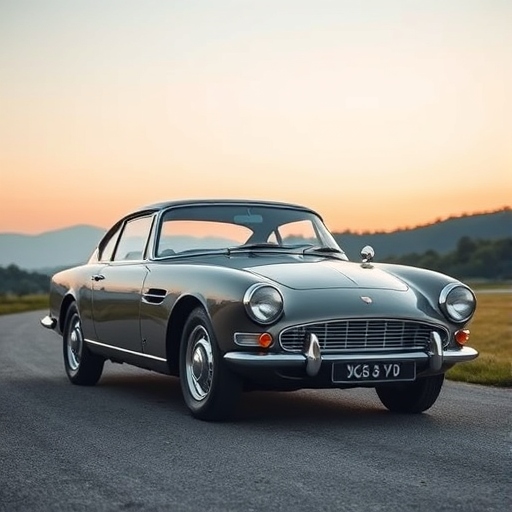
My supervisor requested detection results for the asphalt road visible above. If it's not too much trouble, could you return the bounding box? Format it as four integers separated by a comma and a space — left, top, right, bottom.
1, 311, 510, 512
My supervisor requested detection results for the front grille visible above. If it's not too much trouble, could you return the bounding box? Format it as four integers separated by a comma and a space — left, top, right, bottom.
279, 319, 447, 352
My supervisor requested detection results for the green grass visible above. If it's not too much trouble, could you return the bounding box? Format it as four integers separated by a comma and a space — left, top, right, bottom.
446, 290, 512, 387
0, 294, 49, 315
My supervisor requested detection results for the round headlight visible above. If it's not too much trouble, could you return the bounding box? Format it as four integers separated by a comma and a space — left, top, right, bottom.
439, 283, 476, 323
244, 284, 284, 325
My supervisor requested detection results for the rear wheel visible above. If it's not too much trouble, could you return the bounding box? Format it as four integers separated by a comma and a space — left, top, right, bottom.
180, 307, 241, 421
376, 374, 445, 413
63, 303, 104, 385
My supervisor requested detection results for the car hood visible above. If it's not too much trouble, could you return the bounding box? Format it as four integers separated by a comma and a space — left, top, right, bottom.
246, 260, 408, 291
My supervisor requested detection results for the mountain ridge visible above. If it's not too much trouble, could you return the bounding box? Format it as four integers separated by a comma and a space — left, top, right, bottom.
335, 206, 511, 235
333, 208, 511, 260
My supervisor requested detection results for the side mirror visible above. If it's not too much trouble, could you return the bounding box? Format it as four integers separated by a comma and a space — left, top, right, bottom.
361, 245, 375, 264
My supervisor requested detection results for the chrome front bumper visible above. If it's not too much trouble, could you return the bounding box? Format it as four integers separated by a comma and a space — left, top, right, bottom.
224, 332, 479, 377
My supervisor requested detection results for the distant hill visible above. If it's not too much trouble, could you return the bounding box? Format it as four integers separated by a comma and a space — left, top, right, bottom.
0, 225, 105, 271
0, 209, 510, 271
333, 208, 512, 261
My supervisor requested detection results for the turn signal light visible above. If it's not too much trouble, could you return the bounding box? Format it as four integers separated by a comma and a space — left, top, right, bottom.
258, 332, 273, 348
455, 329, 470, 345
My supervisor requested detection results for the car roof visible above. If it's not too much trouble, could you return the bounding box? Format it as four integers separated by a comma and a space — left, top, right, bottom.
133, 199, 320, 217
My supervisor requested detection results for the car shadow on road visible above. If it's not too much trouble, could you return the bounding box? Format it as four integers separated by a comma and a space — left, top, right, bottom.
235, 390, 440, 429
96, 367, 440, 429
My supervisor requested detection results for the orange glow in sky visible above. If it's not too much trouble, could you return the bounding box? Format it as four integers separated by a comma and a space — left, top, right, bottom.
0, 0, 510, 234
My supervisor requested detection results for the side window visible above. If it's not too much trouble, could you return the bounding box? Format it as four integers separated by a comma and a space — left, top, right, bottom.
113, 216, 153, 262
99, 226, 122, 262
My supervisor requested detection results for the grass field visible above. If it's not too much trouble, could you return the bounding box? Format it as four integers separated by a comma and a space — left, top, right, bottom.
1, 287, 510, 386
446, 287, 511, 387
0, 294, 49, 316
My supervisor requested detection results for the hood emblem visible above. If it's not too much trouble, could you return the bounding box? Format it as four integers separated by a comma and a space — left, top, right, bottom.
360, 296, 373, 304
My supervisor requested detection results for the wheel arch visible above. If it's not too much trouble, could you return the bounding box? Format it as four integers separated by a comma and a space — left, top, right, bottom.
166, 295, 205, 376
59, 294, 76, 332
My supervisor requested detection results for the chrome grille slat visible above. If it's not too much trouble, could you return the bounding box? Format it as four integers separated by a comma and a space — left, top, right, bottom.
279, 319, 447, 353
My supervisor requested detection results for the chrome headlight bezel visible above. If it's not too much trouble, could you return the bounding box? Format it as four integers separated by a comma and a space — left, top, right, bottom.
243, 283, 284, 325
439, 283, 476, 323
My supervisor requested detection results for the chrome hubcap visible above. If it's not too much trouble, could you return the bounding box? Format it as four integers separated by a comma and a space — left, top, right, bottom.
67, 315, 83, 371
185, 325, 214, 401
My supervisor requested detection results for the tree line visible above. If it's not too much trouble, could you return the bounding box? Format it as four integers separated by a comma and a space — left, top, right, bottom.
385, 237, 512, 280
0, 236, 510, 295
0, 265, 50, 296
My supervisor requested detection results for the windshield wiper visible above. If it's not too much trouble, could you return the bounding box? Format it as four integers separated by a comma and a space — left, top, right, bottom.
301, 245, 347, 260
227, 243, 287, 254
161, 248, 227, 259
226, 243, 346, 259
302, 246, 340, 253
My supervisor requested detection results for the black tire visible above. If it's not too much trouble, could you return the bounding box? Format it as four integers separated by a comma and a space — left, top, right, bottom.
63, 303, 104, 386
179, 307, 241, 421
376, 374, 445, 413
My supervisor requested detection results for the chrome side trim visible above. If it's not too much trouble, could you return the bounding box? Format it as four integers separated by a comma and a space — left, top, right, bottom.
85, 339, 167, 362
40, 315, 57, 330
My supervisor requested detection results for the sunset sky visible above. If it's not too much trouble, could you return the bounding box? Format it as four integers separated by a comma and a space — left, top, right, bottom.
1, 0, 510, 235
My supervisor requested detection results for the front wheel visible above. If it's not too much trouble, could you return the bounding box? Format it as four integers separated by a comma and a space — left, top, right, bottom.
63, 303, 104, 386
180, 308, 241, 421
376, 374, 445, 413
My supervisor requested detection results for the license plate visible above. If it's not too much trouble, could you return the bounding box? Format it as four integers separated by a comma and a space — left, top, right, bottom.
332, 361, 416, 384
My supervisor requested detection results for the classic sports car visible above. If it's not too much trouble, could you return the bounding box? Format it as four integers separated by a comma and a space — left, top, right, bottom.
41, 200, 478, 420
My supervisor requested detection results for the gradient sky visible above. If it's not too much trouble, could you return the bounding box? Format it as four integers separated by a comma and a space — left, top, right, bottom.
1, 0, 510, 234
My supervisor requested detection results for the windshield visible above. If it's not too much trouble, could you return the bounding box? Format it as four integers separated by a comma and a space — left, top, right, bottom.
155, 204, 344, 258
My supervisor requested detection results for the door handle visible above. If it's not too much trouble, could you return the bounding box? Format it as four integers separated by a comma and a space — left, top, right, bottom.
91, 274, 105, 281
